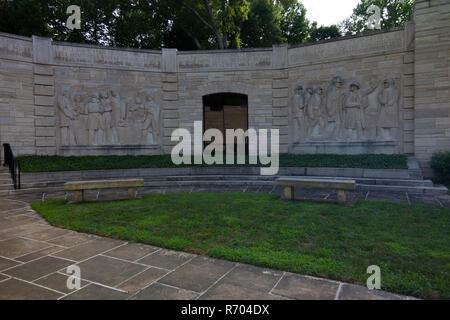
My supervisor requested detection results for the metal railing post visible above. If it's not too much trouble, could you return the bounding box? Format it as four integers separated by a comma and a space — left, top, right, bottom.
2, 144, 21, 190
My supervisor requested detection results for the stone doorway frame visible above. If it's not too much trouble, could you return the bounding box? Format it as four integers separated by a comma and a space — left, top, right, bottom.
202, 92, 249, 153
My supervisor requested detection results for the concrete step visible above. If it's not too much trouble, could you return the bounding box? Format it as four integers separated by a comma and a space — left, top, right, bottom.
5, 182, 448, 197
17, 176, 438, 191
20, 166, 424, 182
161, 175, 434, 187
0, 177, 13, 183
357, 184, 449, 195
0, 186, 62, 196
0, 183, 14, 191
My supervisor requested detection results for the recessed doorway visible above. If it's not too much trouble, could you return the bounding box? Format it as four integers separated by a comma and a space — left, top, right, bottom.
202, 93, 249, 151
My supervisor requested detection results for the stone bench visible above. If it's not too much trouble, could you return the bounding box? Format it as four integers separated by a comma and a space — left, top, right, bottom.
64, 179, 144, 202
275, 177, 356, 204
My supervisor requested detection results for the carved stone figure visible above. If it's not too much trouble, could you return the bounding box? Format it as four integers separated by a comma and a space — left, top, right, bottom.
377, 78, 399, 140
325, 76, 344, 140
72, 93, 88, 145
142, 93, 160, 145
127, 97, 146, 122
110, 90, 125, 127
363, 78, 381, 140
307, 86, 324, 139
99, 91, 119, 145
292, 85, 308, 142
87, 93, 102, 145
342, 81, 378, 140
58, 91, 75, 146
343, 82, 365, 140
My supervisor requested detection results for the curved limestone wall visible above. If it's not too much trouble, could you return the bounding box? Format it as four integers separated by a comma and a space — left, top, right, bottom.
0, 0, 449, 175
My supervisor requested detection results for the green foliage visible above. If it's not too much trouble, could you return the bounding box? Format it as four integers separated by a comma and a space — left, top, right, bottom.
279, 0, 309, 45
309, 23, 341, 42
178, 0, 250, 49
430, 151, 450, 184
0, 0, 343, 49
0, 0, 50, 37
32, 193, 450, 299
215, 0, 250, 48
110, 0, 171, 49
341, 0, 415, 35
241, 0, 284, 48
17, 154, 408, 173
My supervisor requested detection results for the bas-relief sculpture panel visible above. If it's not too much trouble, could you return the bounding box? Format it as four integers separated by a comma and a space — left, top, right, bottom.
291, 76, 400, 144
57, 86, 161, 147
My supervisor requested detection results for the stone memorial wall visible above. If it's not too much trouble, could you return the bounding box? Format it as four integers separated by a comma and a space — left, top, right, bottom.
0, 0, 449, 175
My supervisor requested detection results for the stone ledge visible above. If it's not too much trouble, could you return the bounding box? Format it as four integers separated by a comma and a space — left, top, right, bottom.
64, 178, 144, 191
291, 141, 399, 155
59, 145, 162, 156
20, 166, 421, 183
275, 177, 356, 190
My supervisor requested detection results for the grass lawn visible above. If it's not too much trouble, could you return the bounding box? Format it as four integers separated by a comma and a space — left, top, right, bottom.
32, 193, 449, 299
18, 153, 408, 172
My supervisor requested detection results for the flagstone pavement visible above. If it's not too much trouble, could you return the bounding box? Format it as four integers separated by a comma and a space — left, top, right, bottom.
0, 193, 417, 300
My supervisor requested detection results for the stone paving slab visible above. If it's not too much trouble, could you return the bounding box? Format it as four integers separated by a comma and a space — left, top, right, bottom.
131, 283, 199, 300
0, 278, 63, 300
158, 256, 236, 293
62, 284, 130, 300
137, 249, 196, 270
77, 255, 146, 287
0, 196, 417, 300
15, 245, 65, 263
408, 194, 442, 206
337, 284, 404, 300
0, 238, 50, 259
365, 191, 409, 203
3, 256, 74, 281
0, 256, 20, 271
104, 243, 160, 261
213, 264, 283, 293
199, 282, 289, 300
271, 273, 340, 300
52, 238, 125, 261
35, 272, 89, 294
23, 227, 72, 242
46, 232, 96, 247
118, 267, 169, 293
0, 223, 52, 241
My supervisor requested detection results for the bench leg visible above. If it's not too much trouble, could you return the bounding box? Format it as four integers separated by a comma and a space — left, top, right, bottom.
74, 190, 84, 203
129, 187, 136, 199
284, 186, 294, 201
337, 189, 346, 204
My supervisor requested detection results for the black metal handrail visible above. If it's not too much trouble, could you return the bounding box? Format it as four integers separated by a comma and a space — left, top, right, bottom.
2, 143, 20, 189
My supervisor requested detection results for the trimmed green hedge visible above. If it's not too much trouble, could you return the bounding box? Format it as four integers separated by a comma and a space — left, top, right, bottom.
17, 154, 408, 173
431, 151, 450, 184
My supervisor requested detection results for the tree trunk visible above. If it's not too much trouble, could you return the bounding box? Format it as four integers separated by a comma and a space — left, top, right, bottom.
203, 0, 225, 49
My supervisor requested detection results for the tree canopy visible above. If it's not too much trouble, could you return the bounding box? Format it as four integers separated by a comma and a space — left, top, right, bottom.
341, 0, 415, 35
0, 0, 415, 50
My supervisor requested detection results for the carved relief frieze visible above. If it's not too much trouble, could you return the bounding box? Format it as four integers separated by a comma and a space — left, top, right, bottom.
57, 86, 161, 146
291, 76, 400, 143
